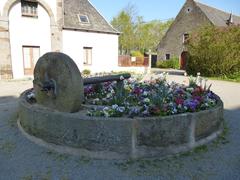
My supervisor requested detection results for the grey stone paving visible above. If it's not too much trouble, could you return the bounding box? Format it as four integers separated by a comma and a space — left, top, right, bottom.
0, 76, 240, 180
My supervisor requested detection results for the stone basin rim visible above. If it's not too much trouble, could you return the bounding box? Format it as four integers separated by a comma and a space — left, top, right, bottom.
18, 89, 224, 159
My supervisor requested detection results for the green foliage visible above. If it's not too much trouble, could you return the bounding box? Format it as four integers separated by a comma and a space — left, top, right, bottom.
82, 69, 91, 76
156, 57, 179, 69
131, 50, 144, 58
111, 4, 173, 54
186, 25, 240, 77
111, 10, 135, 55
134, 18, 173, 53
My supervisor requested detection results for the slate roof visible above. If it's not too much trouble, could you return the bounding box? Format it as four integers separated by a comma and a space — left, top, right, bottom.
63, 0, 119, 34
195, 1, 240, 26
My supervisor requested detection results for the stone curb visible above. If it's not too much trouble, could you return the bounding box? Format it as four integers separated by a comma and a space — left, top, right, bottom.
18, 90, 224, 159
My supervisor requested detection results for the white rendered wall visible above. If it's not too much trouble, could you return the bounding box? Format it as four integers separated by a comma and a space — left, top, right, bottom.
0, 0, 57, 18
63, 30, 119, 73
9, 3, 51, 79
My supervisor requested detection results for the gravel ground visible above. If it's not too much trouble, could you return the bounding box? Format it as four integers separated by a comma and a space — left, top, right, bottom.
0, 76, 240, 180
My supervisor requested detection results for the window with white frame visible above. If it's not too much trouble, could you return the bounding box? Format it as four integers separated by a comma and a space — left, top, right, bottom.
21, 0, 38, 17
83, 47, 92, 65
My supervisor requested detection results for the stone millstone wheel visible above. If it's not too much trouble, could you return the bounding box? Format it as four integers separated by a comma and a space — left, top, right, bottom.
33, 52, 84, 113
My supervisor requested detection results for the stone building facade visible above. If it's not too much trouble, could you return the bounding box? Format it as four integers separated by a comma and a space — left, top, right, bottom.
0, 0, 119, 79
157, 0, 240, 69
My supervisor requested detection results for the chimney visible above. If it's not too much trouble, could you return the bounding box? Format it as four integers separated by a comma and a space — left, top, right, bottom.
226, 13, 233, 25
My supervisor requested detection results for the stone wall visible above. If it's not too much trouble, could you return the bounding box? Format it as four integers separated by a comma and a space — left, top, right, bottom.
19, 90, 224, 159
0, 16, 12, 79
157, 0, 211, 61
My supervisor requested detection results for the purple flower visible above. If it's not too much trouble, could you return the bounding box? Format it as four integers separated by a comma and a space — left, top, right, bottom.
193, 96, 203, 103
132, 87, 143, 95
84, 85, 94, 94
184, 99, 200, 111
175, 88, 184, 94
207, 92, 217, 100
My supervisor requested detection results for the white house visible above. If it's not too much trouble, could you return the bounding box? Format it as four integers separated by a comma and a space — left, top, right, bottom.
0, 0, 119, 79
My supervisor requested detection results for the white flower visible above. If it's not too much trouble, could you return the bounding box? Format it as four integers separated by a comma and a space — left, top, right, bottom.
117, 106, 125, 113
27, 92, 35, 99
158, 73, 165, 79
186, 87, 194, 92
120, 75, 124, 80
93, 98, 100, 104
106, 93, 112, 98
143, 98, 150, 103
143, 91, 148, 96
197, 72, 201, 76
112, 104, 118, 109
103, 107, 109, 111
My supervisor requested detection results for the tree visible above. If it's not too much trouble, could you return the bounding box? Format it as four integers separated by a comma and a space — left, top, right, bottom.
111, 4, 173, 55
111, 4, 136, 55
134, 19, 173, 53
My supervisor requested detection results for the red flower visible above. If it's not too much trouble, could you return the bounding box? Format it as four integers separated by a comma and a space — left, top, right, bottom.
175, 98, 184, 105
132, 87, 142, 95
193, 86, 204, 96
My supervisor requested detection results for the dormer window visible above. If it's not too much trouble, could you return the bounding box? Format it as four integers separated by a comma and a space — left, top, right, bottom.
183, 33, 189, 43
78, 15, 90, 23
21, 0, 38, 17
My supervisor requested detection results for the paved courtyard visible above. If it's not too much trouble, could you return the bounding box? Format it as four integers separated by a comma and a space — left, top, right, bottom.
0, 75, 240, 180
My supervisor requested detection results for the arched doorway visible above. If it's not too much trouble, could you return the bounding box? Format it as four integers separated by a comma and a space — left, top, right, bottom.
2, 0, 58, 78
180, 51, 188, 70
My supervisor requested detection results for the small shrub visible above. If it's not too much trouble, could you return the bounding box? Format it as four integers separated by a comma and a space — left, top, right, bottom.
82, 69, 91, 76
131, 51, 144, 58
156, 57, 179, 69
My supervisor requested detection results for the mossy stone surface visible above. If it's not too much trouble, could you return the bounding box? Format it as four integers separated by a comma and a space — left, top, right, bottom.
33, 52, 83, 113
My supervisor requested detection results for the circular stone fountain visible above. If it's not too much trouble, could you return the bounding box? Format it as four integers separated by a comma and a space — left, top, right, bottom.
18, 52, 224, 159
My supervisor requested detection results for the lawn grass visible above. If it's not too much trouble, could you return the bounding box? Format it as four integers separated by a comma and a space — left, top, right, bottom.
208, 72, 240, 83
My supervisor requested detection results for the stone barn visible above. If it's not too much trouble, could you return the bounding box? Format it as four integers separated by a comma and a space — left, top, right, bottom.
157, 0, 240, 69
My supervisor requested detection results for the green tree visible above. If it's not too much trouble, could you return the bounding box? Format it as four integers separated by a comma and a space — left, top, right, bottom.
135, 19, 173, 53
111, 5, 136, 55
111, 4, 173, 54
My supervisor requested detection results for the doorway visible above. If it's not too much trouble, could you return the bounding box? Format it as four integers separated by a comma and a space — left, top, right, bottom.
180, 51, 188, 70
22, 46, 40, 75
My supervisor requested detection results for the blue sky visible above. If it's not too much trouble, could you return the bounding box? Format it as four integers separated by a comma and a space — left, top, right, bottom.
90, 0, 240, 22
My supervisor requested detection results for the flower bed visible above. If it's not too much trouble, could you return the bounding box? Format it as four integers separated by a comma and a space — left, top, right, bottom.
84, 73, 218, 118
19, 73, 223, 159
